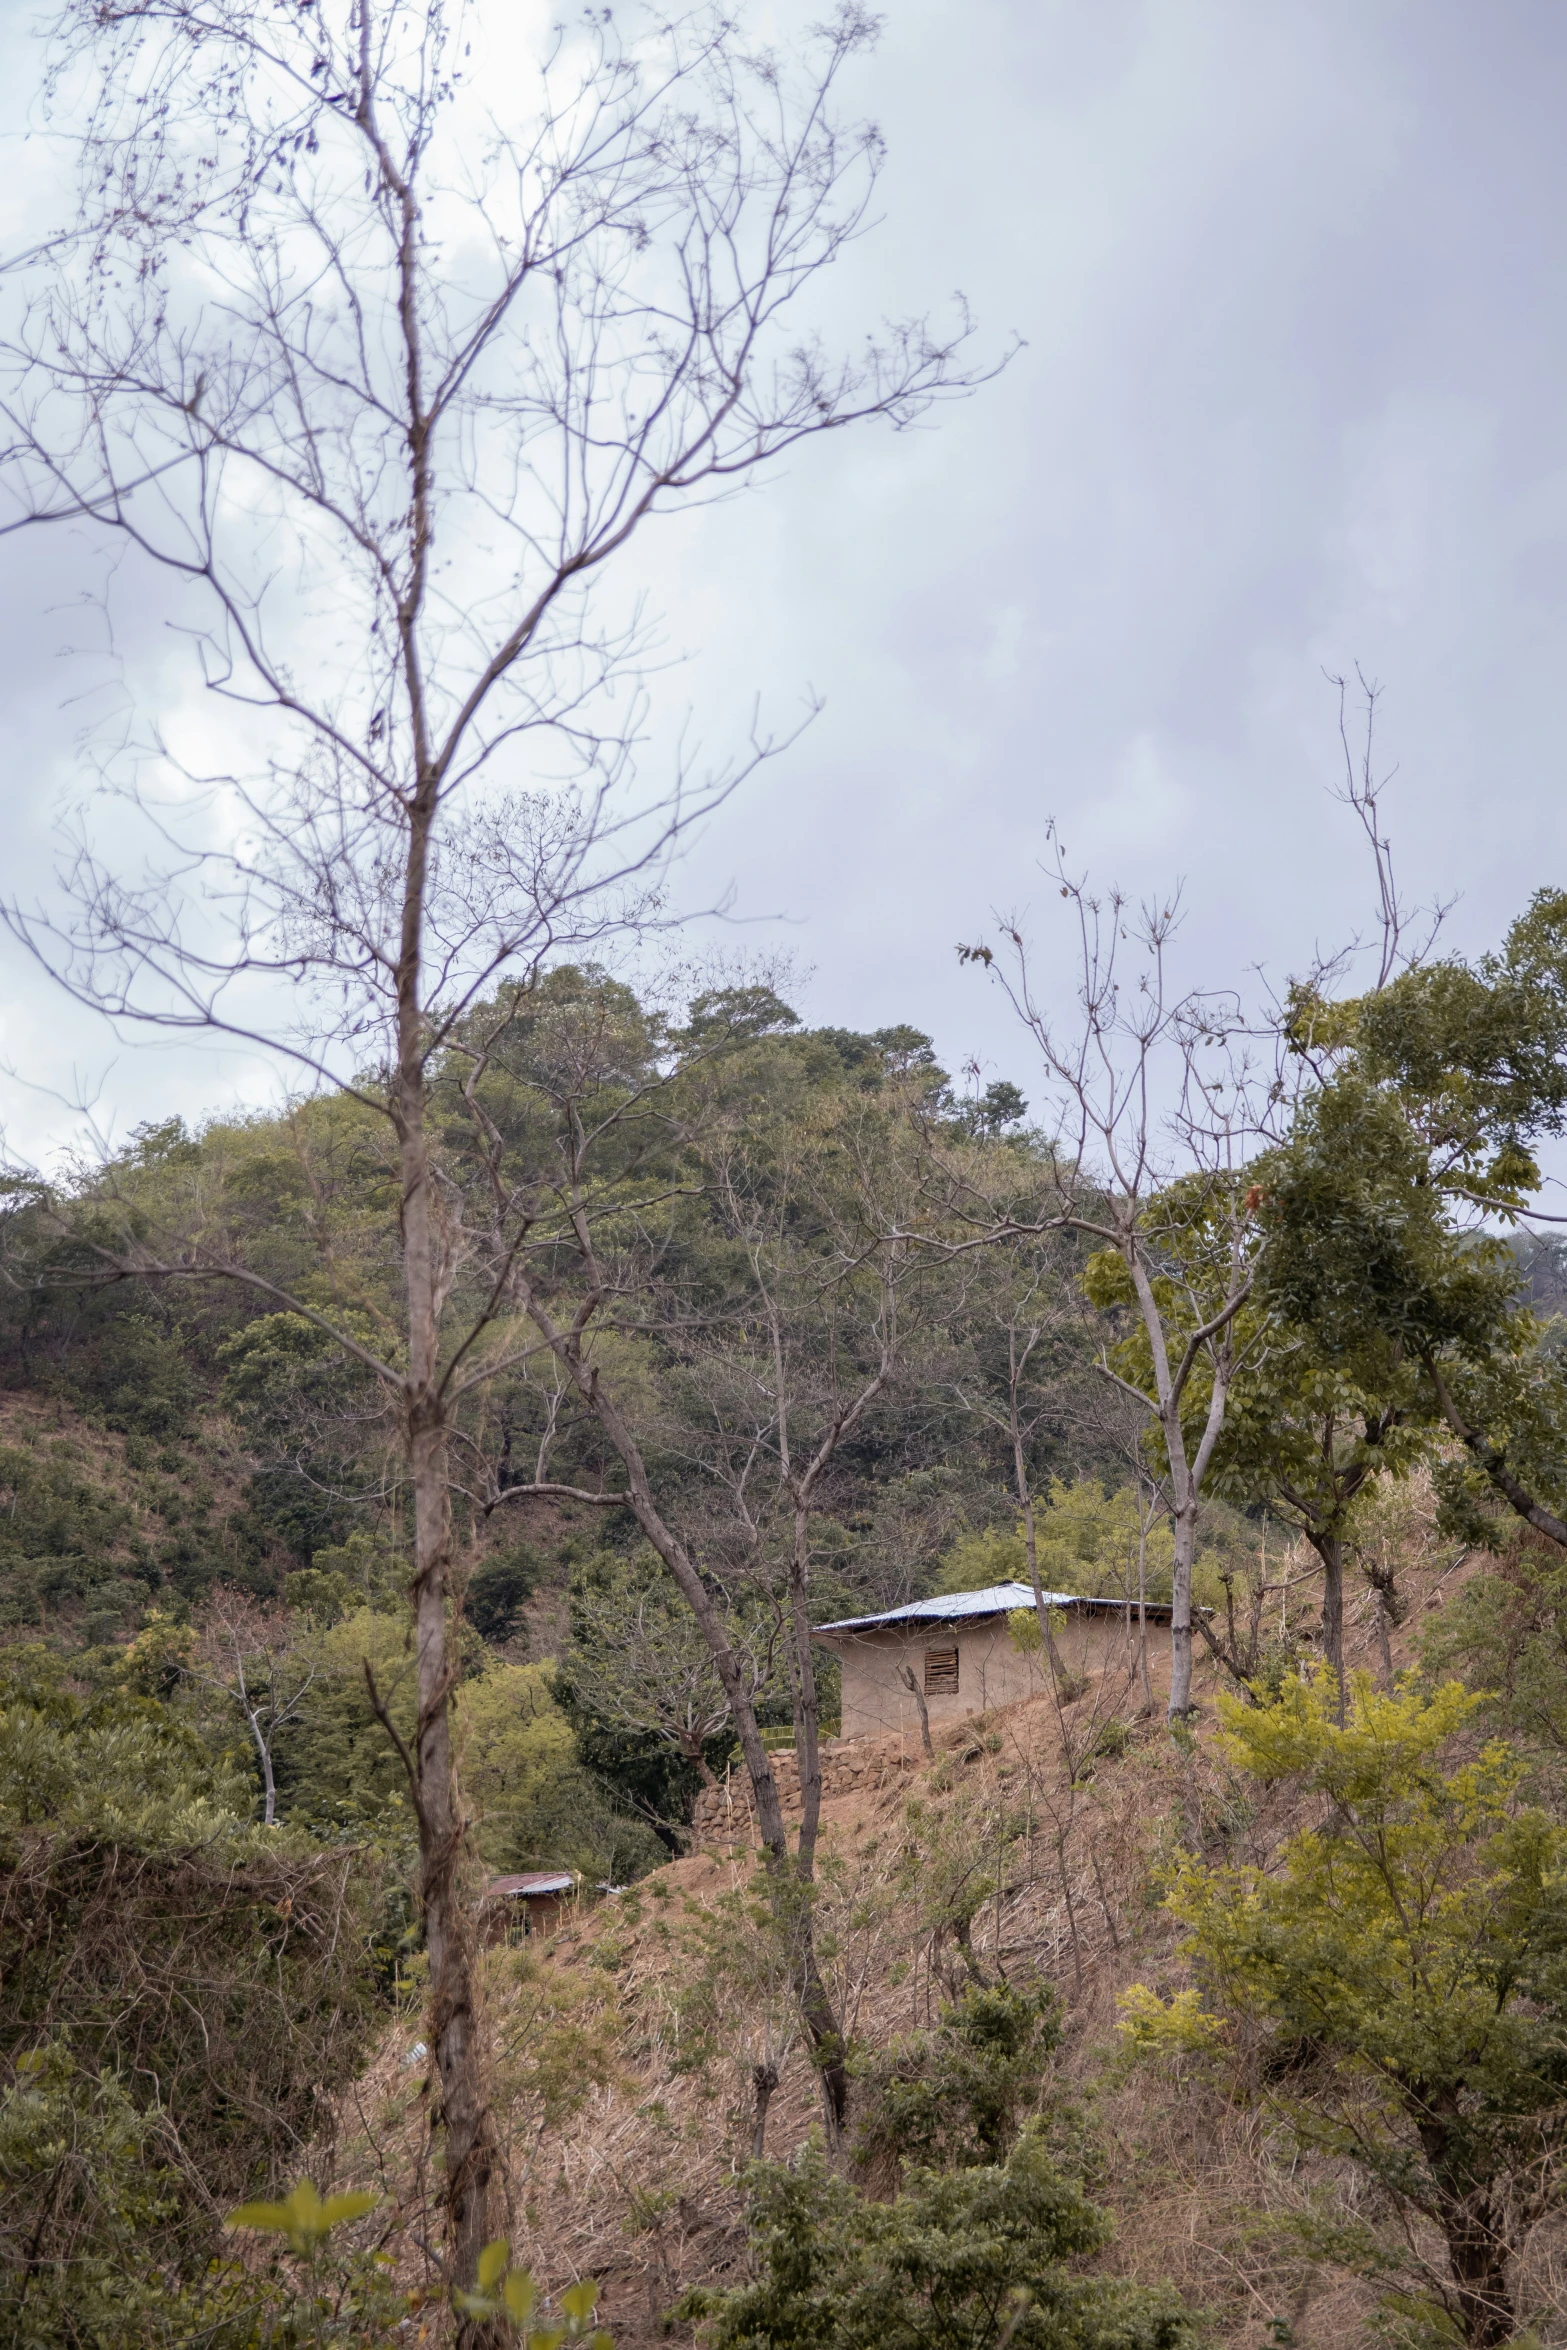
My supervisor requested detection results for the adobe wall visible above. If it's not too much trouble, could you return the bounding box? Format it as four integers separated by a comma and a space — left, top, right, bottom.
825, 1606, 1139, 1744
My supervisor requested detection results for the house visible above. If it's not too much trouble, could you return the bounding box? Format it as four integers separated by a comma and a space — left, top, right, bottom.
812, 1582, 1175, 1744
480, 1869, 576, 1942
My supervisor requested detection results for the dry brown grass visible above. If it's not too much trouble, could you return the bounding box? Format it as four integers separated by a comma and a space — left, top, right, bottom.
331, 1518, 1567, 2348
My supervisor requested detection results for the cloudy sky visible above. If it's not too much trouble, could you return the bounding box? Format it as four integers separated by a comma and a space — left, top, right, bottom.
0, 0, 1563, 1158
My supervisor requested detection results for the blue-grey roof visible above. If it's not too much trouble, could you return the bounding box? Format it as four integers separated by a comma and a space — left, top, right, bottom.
813, 1582, 1147, 1635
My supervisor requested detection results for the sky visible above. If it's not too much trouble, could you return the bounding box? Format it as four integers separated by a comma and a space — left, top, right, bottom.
0, 0, 1565, 1159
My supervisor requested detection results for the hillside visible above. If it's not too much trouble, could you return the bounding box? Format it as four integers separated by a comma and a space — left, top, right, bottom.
318, 1522, 1508, 2350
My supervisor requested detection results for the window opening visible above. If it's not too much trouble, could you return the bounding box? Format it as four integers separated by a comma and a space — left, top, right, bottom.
923, 1645, 959, 1696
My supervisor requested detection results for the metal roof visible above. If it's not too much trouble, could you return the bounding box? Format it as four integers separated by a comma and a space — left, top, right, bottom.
484, 1871, 575, 1898
813, 1582, 1175, 1635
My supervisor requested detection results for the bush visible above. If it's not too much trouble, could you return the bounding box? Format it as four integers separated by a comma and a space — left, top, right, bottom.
0, 1650, 383, 2279
682, 2131, 1195, 2350
853, 1983, 1063, 2182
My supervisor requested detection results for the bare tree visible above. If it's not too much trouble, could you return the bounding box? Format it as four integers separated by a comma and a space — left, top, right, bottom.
948, 1253, 1087, 1691
0, 0, 984, 2300
476, 1026, 956, 2138
945, 681, 1445, 1725
698, 1101, 929, 1886
191, 1590, 316, 1828
955, 843, 1267, 1720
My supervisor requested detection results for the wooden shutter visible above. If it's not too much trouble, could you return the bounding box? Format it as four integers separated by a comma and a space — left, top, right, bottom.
923, 1645, 959, 1695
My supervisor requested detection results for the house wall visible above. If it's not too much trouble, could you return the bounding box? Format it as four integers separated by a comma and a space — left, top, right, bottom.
820, 1606, 1143, 1744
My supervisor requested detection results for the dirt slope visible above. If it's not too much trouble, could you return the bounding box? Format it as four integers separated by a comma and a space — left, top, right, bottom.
333, 1531, 1560, 2349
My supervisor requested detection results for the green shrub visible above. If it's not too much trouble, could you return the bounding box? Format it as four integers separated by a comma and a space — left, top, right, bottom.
853, 1983, 1063, 2180
682, 2131, 1195, 2350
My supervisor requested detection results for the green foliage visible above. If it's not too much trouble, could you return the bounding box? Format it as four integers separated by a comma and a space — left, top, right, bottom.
59, 1307, 200, 1440
459, 1660, 663, 1884
1080, 1170, 1257, 1439
0, 1649, 382, 2269
0, 1640, 250, 1840
284, 1531, 406, 1628
1262, 894, 1567, 1549
1209, 1342, 1427, 1568
453, 2238, 611, 2345
226, 2174, 465, 2347
269, 1606, 416, 1832
465, 1539, 543, 1643
853, 1982, 1064, 2177
229, 2179, 379, 2255
0, 1438, 151, 1638
0, 2043, 188, 2350
1126, 1668, 1567, 2344
938, 1484, 1175, 1604
682, 2131, 1196, 2350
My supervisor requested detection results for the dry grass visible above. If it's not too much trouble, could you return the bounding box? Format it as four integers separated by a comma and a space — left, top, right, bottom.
331, 1521, 1567, 2348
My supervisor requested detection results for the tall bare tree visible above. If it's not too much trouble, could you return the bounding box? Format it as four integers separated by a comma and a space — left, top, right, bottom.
956, 845, 1266, 1720
0, 0, 982, 2301
947, 1242, 1089, 1690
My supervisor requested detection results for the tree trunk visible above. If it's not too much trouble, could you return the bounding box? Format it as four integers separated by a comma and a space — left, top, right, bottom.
1369, 1571, 1397, 1687
547, 1351, 851, 2137
1136, 1504, 1155, 1715
751, 2060, 780, 2162
1435, 2176, 1513, 2340
783, 1507, 850, 2140
951, 1906, 990, 1987
1168, 1486, 1198, 1720
1015, 1389, 1070, 1690
899, 1663, 934, 1757
396, 878, 499, 2320
1443, 2212, 1514, 2348
789, 1502, 825, 1875
254, 1719, 278, 1828
1309, 1531, 1345, 1714
1411, 2104, 1515, 2348
407, 1403, 499, 2322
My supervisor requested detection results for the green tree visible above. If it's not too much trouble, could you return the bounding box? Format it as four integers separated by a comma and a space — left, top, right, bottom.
458, 1659, 662, 1885
1424, 1532, 1567, 1769
938, 1482, 1176, 1608
1122, 1669, 1567, 2346
1207, 1334, 1428, 1700
1261, 891, 1567, 1559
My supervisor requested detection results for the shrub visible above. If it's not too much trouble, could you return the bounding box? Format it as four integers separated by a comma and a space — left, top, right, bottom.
682, 2131, 1195, 2350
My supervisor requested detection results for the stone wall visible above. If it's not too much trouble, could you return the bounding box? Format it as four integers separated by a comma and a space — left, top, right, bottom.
690, 1735, 926, 1850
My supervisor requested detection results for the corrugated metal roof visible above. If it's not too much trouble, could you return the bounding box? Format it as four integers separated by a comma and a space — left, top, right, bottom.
484, 1871, 575, 1898
813, 1582, 1173, 1634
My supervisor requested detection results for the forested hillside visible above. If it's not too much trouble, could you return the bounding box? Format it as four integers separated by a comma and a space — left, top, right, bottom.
0, 984, 1126, 1862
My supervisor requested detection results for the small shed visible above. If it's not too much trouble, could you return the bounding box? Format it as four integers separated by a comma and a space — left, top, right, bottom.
481, 1870, 576, 1942
813, 1582, 1175, 1744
